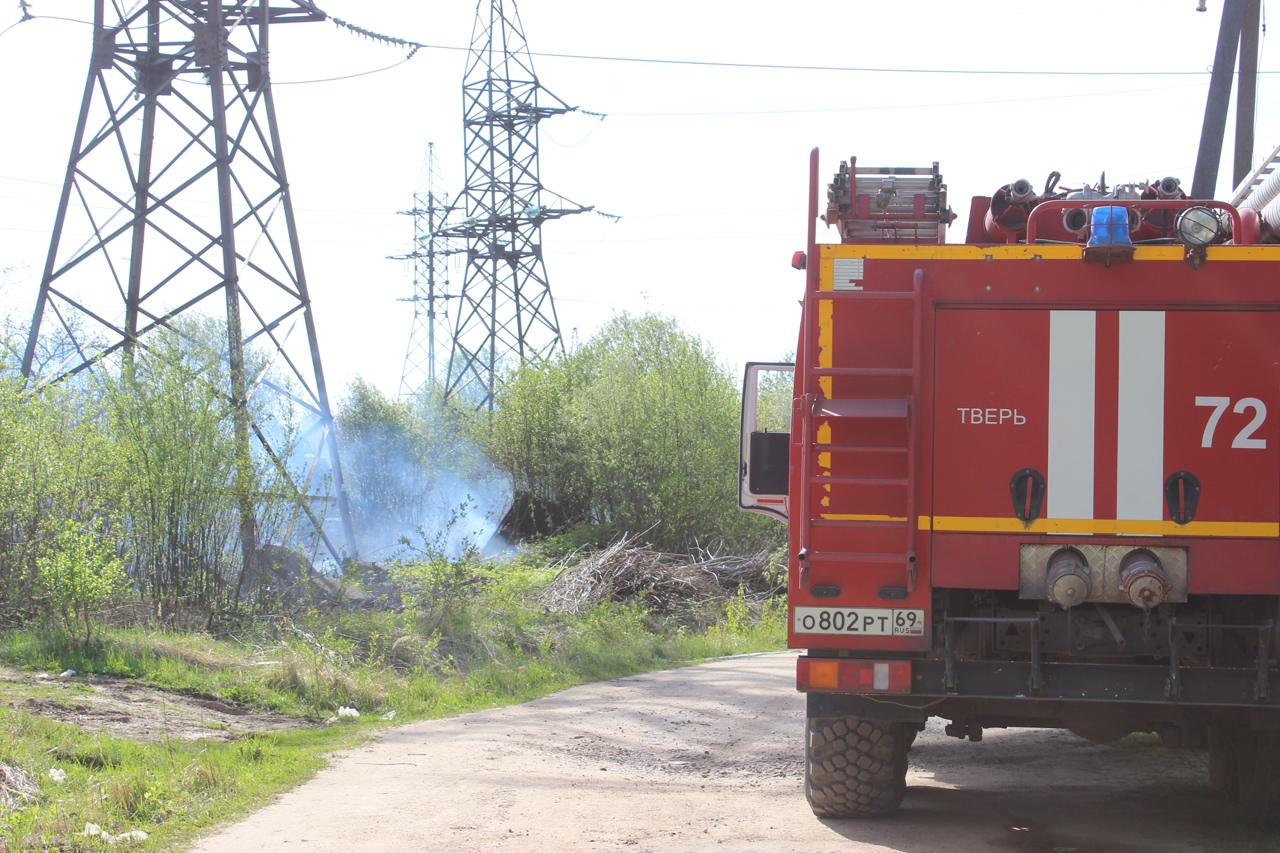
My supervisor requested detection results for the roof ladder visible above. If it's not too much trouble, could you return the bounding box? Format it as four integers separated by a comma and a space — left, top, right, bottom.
1230, 140, 1280, 208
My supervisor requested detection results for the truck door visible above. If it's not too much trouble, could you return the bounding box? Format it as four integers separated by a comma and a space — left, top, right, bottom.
740, 362, 794, 520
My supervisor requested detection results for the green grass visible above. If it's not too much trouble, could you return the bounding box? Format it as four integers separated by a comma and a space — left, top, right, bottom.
0, 562, 786, 851
0, 710, 360, 852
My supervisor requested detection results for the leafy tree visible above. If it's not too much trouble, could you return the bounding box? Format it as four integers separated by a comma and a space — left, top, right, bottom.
104, 318, 296, 618
0, 368, 120, 622
487, 312, 781, 552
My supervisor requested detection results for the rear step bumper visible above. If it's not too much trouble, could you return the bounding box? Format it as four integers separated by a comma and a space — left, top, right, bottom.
803, 657, 1280, 713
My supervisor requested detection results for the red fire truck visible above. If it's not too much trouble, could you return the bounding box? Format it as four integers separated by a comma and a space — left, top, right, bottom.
739, 148, 1280, 821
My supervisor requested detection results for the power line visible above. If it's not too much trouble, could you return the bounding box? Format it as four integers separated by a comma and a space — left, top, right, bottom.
274, 55, 414, 85
0, 14, 29, 38
14, 10, 1279, 83
475, 49, 1268, 78
608, 81, 1222, 117
327, 15, 1273, 78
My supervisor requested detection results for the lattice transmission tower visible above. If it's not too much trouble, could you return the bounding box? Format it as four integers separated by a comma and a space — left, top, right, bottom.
21, 0, 357, 569
438, 0, 592, 410
391, 143, 458, 400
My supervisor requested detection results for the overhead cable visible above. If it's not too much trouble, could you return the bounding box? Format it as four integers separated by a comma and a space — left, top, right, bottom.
323, 13, 1269, 78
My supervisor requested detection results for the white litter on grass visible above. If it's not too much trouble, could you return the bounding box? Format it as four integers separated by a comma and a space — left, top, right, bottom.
78, 823, 149, 844
337, 706, 360, 718
48, 768, 66, 783
107, 830, 150, 844
59, 670, 76, 678
380, 710, 396, 721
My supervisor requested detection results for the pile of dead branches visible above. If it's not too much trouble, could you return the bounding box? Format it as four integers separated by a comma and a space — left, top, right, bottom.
540, 533, 781, 617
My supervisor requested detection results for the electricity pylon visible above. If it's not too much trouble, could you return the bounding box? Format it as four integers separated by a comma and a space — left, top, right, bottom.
391, 143, 457, 400
438, 0, 591, 411
21, 0, 357, 573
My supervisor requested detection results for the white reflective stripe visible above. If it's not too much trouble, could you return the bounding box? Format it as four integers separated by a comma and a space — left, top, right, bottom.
833, 258, 865, 290
1117, 312, 1166, 520
1048, 311, 1096, 519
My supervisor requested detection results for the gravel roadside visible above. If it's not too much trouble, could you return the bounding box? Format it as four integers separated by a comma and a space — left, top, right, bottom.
188, 652, 1261, 853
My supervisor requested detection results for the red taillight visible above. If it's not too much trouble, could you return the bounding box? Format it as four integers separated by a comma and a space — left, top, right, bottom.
796, 657, 912, 694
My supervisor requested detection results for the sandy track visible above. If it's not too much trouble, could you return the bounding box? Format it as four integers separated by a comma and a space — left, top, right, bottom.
189, 653, 1262, 852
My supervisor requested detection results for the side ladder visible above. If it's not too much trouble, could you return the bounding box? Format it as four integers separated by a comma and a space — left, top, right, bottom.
796, 268, 924, 593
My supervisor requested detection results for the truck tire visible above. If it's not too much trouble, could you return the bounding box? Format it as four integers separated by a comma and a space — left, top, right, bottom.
804, 716, 908, 818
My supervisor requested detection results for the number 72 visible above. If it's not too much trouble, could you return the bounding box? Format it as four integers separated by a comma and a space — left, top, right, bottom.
1195, 396, 1268, 449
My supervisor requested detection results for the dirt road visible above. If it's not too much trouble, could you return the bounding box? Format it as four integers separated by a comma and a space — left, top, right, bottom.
190, 653, 1266, 852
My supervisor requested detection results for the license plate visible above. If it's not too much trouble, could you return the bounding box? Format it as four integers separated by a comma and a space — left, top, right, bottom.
793, 607, 925, 636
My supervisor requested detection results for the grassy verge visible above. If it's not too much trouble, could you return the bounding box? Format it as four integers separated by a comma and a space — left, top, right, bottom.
0, 711, 363, 851
0, 558, 785, 851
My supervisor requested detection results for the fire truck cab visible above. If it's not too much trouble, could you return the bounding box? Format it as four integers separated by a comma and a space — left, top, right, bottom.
740, 148, 1280, 820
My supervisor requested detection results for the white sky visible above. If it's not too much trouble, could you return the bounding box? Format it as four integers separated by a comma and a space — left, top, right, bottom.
1, 0, 1277, 398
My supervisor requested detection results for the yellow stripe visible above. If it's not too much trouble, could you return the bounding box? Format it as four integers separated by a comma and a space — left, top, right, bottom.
823, 245, 1081, 261
820, 513, 909, 524
817, 300, 833, 399
1204, 245, 1280, 261
820, 244, 1280, 262
815, 295, 834, 507
932, 516, 1278, 537
818, 514, 1279, 538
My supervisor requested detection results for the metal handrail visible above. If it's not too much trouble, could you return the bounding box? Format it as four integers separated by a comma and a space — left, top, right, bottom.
1024, 198, 1244, 244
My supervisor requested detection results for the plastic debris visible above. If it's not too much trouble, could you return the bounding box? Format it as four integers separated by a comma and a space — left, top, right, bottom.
79, 823, 149, 844
59, 670, 76, 678
48, 768, 66, 783
337, 706, 360, 718
107, 830, 150, 844
380, 710, 396, 721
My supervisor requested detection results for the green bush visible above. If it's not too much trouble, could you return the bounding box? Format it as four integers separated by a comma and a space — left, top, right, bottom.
0, 371, 120, 623
486, 312, 781, 553
35, 520, 125, 642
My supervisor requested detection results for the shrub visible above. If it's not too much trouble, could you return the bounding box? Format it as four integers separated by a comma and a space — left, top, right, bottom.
35, 520, 125, 642
486, 312, 781, 553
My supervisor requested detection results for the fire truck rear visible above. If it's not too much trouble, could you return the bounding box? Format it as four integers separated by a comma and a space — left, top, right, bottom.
739, 148, 1280, 821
